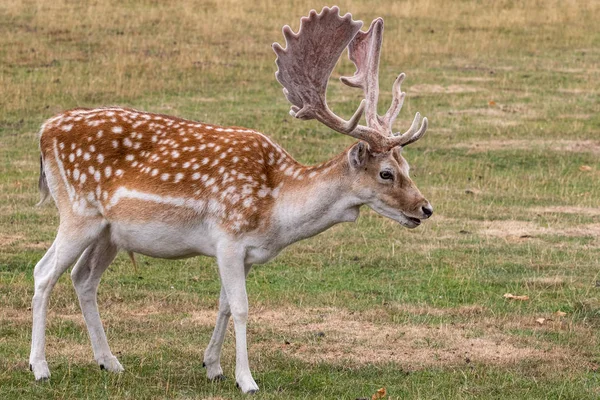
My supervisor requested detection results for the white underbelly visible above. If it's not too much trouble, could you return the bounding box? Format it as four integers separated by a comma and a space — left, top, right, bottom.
109, 221, 218, 259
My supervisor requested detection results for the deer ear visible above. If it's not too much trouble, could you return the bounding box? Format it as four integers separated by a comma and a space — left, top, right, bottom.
348, 141, 368, 169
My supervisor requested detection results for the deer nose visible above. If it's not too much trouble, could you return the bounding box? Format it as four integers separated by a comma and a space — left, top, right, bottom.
421, 204, 433, 218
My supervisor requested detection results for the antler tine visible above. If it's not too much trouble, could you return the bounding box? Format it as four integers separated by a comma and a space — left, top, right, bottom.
381, 73, 406, 131
389, 113, 429, 147
340, 18, 384, 129
273, 6, 373, 138
342, 18, 428, 150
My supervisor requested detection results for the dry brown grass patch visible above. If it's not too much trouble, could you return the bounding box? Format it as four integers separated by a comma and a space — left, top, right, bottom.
250, 307, 579, 370
387, 303, 487, 318
410, 84, 482, 94
531, 206, 600, 217
524, 276, 572, 289
0, 234, 25, 248
481, 220, 600, 239
451, 139, 600, 154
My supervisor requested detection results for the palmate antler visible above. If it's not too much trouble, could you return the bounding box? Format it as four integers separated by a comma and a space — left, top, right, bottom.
273, 6, 428, 153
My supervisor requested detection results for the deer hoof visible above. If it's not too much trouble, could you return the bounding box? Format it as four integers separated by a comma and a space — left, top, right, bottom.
30, 360, 50, 381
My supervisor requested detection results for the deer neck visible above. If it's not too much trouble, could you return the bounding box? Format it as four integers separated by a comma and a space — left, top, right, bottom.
270, 150, 360, 246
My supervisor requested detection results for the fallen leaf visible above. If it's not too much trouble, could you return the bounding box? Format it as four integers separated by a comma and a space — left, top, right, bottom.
579, 165, 593, 172
372, 387, 387, 400
503, 293, 529, 301
554, 311, 567, 317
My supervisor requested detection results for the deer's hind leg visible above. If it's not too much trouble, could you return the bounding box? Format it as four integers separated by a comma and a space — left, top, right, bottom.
29, 218, 106, 380
70, 226, 122, 373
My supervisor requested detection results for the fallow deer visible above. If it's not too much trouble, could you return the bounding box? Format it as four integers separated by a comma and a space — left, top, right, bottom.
30, 6, 432, 393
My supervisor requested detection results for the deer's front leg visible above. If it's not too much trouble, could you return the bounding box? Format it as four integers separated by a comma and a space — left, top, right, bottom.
216, 246, 258, 394
204, 263, 253, 382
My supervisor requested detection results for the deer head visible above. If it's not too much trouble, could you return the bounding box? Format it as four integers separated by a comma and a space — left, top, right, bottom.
273, 6, 433, 227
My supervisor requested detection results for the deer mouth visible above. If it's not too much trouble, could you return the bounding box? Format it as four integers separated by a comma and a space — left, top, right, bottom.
402, 215, 421, 228
406, 216, 421, 226
397, 212, 421, 228
367, 202, 422, 228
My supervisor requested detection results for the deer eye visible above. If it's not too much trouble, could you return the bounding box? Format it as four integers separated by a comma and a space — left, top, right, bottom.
379, 170, 394, 180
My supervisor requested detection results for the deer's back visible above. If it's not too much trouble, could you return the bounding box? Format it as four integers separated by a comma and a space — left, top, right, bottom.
39, 107, 295, 234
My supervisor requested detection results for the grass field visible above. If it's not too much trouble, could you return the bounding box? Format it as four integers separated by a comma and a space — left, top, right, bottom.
1, 0, 600, 398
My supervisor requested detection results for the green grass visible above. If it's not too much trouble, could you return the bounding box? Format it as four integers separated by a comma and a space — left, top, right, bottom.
2, 0, 600, 399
